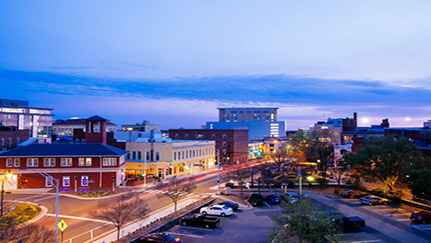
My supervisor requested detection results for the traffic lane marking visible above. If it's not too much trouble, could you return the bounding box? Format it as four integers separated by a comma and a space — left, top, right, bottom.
46, 213, 111, 224
165, 231, 204, 239
33, 195, 57, 202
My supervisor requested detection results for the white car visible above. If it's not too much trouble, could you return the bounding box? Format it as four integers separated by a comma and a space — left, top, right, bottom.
200, 205, 233, 217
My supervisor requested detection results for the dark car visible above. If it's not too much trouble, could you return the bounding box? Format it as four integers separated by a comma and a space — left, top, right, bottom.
359, 196, 389, 205
342, 190, 367, 199
247, 192, 265, 206
314, 211, 365, 233
217, 201, 239, 211
411, 212, 431, 224
179, 213, 220, 228
132, 232, 183, 243
265, 194, 282, 204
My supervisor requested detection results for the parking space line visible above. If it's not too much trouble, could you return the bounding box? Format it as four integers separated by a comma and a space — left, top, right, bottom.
165, 232, 204, 239
264, 202, 271, 208
384, 213, 409, 217
369, 208, 394, 212
176, 225, 214, 231
396, 218, 411, 221
350, 240, 381, 243
412, 224, 431, 231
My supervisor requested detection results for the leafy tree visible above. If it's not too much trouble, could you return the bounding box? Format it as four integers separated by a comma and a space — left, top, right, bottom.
92, 191, 148, 240
305, 137, 333, 180
404, 156, 431, 200
288, 129, 310, 160
156, 177, 196, 212
269, 199, 341, 243
344, 137, 417, 191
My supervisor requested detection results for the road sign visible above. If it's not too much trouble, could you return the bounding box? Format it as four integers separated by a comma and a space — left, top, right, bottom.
58, 219, 68, 232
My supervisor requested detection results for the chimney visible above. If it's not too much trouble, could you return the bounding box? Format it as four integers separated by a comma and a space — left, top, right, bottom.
353, 112, 358, 127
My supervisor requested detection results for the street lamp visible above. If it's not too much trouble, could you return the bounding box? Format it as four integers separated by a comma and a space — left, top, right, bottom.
0, 170, 12, 217
20, 168, 60, 243
216, 149, 221, 195
297, 173, 314, 243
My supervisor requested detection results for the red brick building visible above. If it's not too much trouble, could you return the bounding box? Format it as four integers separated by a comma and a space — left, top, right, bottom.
168, 129, 248, 165
0, 126, 29, 151
0, 116, 128, 190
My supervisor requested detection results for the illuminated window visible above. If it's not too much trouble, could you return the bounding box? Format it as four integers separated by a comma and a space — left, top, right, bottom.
103, 158, 117, 166
6, 159, 12, 167
86, 158, 92, 166
44, 158, 56, 167
14, 158, 20, 167
61, 158, 72, 166
27, 158, 38, 167
79, 158, 85, 166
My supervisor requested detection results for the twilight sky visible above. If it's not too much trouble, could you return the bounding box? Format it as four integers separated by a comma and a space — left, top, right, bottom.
1, 1, 431, 130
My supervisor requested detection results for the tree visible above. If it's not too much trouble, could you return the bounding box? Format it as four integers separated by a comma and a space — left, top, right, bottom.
344, 137, 418, 191
92, 191, 148, 240
223, 168, 250, 194
287, 129, 310, 161
0, 203, 54, 242
269, 199, 341, 243
156, 176, 196, 212
305, 137, 333, 180
270, 148, 290, 171
333, 159, 350, 190
404, 156, 431, 200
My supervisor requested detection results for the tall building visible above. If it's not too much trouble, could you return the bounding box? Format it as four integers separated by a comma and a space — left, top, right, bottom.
0, 98, 54, 138
218, 108, 278, 122
169, 129, 249, 164
310, 113, 358, 145
207, 107, 285, 140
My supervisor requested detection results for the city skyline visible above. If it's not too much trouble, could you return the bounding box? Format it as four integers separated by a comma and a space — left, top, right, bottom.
1, 1, 431, 129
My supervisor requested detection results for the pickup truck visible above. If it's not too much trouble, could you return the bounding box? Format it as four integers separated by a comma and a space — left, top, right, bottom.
179, 213, 220, 229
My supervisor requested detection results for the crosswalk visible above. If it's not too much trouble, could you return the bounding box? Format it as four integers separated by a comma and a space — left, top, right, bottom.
411, 224, 431, 231
138, 189, 210, 198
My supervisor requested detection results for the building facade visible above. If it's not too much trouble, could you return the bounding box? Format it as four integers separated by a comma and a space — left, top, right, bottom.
0, 143, 127, 189
169, 129, 249, 164
206, 121, 285, 140
0, 98, 54, 138
53, 118, 117, 136
218, 108, 278, 122
121, 120, 161, 132
125, 140, 215, 179
0, 126, 29, 151
310, 113, 358, 145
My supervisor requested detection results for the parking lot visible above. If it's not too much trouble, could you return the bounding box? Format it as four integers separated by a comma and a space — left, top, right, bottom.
165, 201, 278, 243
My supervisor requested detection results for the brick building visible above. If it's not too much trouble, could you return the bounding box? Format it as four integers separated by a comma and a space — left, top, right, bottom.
0, 126, 29, 151
169, 129, 248, 165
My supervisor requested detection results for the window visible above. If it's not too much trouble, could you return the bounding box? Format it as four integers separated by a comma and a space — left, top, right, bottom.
79, 158, 85, 166
193, 150, 195, 157
44, 158, 55, 167
27, 158, 38, 167
46, 177, 53, 187
8, 138, 12, 147
126, 153, 130, 160
103, 158, 117, 166
175, 134, 179, 139
13, 158, 20, 167
137, 151, 141, 160
185, 134, 189, 139
1, 138, 4, 146
86, 158, 92, 166
81, 176, 88, 186
6, 159, 12, 167
223, 142, 227, 147
75, 138, 80, 143
16, 138, 19, 145
222, 134, 227, 139
211, 134, 216, 139
196, 133, 205, 139
132, 151, 136, 160
155, 152, 160, 161
63, 176, 70, 187
146, 151, 150, 161
186, 151, 188, 159
174, 152, 177, 161
182, 151, 184, 160
222, 149, 226, 154
61, 158, 72, 166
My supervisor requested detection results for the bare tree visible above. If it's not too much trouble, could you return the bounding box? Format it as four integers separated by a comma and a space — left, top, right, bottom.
223, 168, 250, 194
92, 191, 148, 241
156, 177, 196, 212
270, 148, 290, 171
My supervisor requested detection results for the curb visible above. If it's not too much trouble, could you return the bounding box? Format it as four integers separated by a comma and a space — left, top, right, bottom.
11, 200, 48, 225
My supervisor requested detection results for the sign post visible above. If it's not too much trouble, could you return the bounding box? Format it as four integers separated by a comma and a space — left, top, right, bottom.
58, 219, 68, 243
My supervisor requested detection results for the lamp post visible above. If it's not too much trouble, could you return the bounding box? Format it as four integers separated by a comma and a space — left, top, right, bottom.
297, 172, 314, 243
217, 149, 221, 195
0, 170, 12, 217
20, 168, 59, 243
144, 149, 147, 188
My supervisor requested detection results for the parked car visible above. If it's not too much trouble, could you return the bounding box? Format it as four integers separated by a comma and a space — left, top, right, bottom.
200, 205, 233, 216
131, 232, 183, 243
342, 190, 367, 198
247, 192, 266, 206
265, 194, 281, 204
314, 210, 366, 233
179, 213, 220, 228
411, 211, 431, 224
359, 196, 389, 205
217, 201, 239, 211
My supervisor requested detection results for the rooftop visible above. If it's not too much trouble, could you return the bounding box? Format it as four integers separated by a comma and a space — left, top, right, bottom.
0, 143, 127, 157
